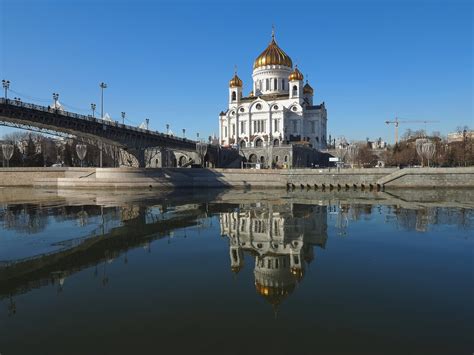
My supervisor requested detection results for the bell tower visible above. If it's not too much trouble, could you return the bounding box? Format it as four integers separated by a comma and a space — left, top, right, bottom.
229, 68, 242, 106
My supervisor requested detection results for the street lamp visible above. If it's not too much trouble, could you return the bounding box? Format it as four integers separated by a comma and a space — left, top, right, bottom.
52, 93, 59, 108
99, 82, 107, 119
91, 103, 96, 118
166, 124, 170, 134
121, 112, 125, 125
182, 128, 186, 138
197, 132, 200, 142
76, 143, 87, 167
2, 79, 10, 100
2, 143, 14, 167
145, 118, 149, 130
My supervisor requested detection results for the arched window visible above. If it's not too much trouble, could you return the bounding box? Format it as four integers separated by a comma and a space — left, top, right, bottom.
240, 140, 246, 148
255, 138, 263, 147
266, 78, 269, 90
292, 85, 298, 97
282, 79, 285, 90
231, 91, 236, 101
273, 139, 279, 146
274, 78, 278, 90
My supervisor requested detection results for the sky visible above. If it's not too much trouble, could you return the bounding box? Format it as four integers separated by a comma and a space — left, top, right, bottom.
0, 0, 472, 143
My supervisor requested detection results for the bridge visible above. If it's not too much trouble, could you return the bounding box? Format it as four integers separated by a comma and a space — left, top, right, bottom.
0, 98, 220, 167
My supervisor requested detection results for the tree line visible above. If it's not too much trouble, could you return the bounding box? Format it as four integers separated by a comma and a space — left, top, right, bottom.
351, 127, 473, 168
1, 132, 117, 167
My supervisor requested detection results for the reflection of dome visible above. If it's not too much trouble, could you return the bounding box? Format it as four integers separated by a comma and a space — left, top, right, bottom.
231, 265, 243, 274
229, 74, 243, 88
291, 267, 304, 281
255, 281, 295, 306
253, 34, 293, 69
289, 66, 304, 81
253, 255, 300, 307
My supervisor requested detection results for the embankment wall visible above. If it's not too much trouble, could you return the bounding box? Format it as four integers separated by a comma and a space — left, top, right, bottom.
0, 167, 473, 189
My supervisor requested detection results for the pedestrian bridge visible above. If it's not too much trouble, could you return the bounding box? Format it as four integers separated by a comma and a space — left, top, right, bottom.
0, 98, 217, 166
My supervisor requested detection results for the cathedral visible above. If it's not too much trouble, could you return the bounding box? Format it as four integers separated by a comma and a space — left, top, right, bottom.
219, 30, 328, 168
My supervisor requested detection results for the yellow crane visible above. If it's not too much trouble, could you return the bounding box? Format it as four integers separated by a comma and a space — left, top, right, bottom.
385, 117, 439, 144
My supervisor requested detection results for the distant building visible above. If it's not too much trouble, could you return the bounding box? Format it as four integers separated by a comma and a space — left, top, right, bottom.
447, 130, 473, 143
367, 138, 387, 150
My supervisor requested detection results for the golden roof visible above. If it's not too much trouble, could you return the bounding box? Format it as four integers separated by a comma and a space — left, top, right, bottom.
229, 73, 243, 88
289, 66, 304, 81
253, 33, 292, 70
303, 81, 314, 94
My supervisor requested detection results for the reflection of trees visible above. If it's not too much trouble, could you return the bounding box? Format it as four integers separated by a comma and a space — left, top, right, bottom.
390, 206, 473, 232
0, 204, 122, 234
0, 204, 49, 234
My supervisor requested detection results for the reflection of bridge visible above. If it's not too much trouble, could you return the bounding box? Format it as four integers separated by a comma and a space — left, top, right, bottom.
0, 98, 218, 167
0, 202, 209, 299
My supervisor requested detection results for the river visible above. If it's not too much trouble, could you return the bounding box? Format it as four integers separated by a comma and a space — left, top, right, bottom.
0, 188, 473, 354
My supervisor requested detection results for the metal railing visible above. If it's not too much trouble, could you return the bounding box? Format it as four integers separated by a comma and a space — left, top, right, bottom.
0, 98, 195, 145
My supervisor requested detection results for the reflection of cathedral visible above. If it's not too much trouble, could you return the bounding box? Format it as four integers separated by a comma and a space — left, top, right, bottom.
220, 203, 327, 308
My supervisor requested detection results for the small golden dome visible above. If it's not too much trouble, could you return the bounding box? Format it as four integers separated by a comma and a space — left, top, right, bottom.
253, 33, 292, 70
303, 81, 314, 94
289, 66, 304, 81
229, 74, 243, 88
231, 265, 242, 274
249, 90, 254, 97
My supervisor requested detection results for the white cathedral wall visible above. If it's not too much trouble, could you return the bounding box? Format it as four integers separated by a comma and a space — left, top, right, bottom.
221, 107, 326, 148
252, 65, 292, 95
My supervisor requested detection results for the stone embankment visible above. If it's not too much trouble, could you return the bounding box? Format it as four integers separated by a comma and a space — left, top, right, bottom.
0, 167, 473, 189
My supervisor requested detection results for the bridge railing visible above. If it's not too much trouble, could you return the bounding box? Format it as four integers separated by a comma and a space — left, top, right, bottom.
0, 98, 196, 145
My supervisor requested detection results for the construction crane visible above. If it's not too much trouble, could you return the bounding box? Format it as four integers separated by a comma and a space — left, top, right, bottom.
385, 117, 439, 144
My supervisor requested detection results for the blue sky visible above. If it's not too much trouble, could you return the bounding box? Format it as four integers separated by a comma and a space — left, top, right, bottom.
1, 0, 472, 143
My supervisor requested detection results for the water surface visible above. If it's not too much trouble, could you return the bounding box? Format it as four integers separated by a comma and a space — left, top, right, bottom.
1, 188, 473, 354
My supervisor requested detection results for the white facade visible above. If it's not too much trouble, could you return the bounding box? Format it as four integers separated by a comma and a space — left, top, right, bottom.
219, 34, 327, 150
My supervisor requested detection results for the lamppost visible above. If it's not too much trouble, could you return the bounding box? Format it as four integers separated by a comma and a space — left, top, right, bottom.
121, 112, 125, 125
52, 93, 59, 108
166, 124, 170, 134
182, 128, 186, 138
99, 82, 107, 119
197, 132, 200, 142
2, 79, 10, 100
145, 118, 150, 130
91, 103, 96, 118
76, 143, 87, 167
2, 143, 14, 167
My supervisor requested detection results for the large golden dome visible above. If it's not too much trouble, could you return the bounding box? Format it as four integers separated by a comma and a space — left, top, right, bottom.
253, 34, 293, 70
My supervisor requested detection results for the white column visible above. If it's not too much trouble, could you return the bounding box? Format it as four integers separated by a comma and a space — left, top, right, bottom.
219, 118, 222, 144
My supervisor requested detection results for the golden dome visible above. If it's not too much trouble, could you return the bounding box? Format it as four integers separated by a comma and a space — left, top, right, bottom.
289, 66, 304, 81
253, 33, 292, 70
229, 73, 243, 88
303, 81, 314, 94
